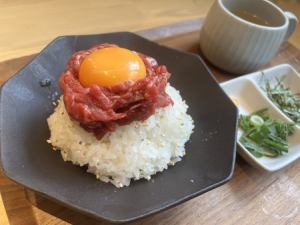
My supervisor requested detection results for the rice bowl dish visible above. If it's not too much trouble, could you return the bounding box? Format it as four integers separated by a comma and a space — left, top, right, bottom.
47, 43, 194, 187
48, 85, 194, 187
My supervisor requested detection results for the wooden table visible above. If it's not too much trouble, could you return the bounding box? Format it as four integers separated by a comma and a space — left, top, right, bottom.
1, 1, 300, 225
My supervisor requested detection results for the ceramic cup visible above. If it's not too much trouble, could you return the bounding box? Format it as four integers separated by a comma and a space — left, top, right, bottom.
200, 0, 298, 74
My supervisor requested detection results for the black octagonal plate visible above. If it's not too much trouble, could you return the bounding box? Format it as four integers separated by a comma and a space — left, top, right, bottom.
0, 32, 238, 223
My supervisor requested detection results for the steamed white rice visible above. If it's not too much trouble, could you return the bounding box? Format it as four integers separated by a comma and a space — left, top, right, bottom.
47, 84, 194, 187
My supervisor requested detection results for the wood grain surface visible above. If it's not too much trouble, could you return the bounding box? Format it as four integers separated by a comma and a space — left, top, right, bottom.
1, 0, 300, 63
0, 194, 9, 225
1, 18, 300, 225
0, 0, 214, 62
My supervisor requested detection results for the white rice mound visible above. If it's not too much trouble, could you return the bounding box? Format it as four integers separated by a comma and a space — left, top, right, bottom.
47, 84, 194, 187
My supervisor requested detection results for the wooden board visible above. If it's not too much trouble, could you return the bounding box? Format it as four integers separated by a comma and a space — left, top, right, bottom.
0, 0, 215, 62
1, 18, 300, 225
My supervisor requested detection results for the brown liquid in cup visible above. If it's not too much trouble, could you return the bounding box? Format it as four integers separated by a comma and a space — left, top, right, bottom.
233, 10, 270, 26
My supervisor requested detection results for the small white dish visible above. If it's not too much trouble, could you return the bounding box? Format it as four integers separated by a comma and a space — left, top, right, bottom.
221, 64, 300, 171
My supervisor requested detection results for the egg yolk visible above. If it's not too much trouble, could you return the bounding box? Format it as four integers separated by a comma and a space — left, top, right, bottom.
79, 47, 146, 87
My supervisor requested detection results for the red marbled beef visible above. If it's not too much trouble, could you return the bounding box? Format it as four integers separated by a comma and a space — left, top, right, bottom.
59, 43, 173, 139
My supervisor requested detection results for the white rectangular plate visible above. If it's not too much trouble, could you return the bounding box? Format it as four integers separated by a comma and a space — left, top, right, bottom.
220, 64, 300, 172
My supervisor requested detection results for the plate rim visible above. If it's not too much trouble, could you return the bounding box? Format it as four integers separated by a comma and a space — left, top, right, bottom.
221, 63, 300, 172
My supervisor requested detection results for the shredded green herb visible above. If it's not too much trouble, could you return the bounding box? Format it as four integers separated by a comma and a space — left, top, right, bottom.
264, 77, 300, 123
239, 108, 295, 158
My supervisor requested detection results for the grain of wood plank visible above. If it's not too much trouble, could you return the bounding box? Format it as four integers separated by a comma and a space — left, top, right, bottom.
0, 0, 214, 62
0, 0, 300, 62
0, 194, 9, 225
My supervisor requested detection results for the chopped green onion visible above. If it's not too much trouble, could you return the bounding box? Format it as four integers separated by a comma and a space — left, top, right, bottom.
250, 115, 264, 127
239, 108, 295, 158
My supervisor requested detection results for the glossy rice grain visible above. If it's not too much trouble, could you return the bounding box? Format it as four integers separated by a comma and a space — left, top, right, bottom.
47, 84, 194, 187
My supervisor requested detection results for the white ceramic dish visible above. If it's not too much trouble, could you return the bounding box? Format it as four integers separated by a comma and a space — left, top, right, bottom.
221, 64, 300, 171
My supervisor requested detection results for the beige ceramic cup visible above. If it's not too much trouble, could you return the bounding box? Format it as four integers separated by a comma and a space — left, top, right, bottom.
200, 0, 298, 74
